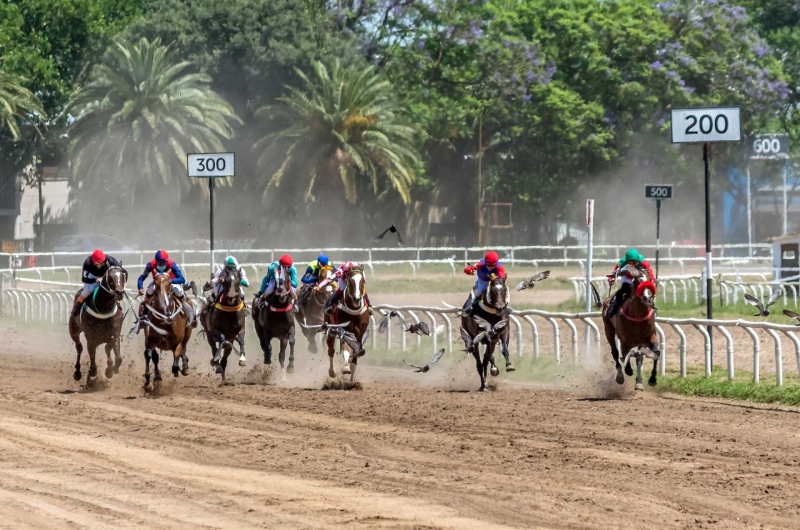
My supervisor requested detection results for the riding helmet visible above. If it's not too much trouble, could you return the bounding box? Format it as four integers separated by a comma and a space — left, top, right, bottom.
155, 249, 169, 262
91, 249, 106, 264
279, 254, 293, 267
317, 253, 329, 266
225, 256, 238, 269
624, 248, 642, 263
484, 251, 499, 267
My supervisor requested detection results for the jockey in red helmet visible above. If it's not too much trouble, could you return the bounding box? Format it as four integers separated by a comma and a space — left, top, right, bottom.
462, 251, 512, 315
71, 249, 121, 317
133, 250, 193, 328
321, 260, 373, 315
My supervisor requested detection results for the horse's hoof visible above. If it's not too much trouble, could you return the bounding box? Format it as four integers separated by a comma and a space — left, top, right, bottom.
105, 367, 114, 379
280, 372, 287, 382
328, 368, 336, 378
648, 376, 657, 387
478, 386, 486, 392
625, 364, 634, 376
635, 382, 644, 391
342, 366, 351, 375
286, 365, 294, 374
505, 364, 516, 373
181, 366, 190, 376
88, 366, 98, 378
263, 355, 271, 365
73, 370, 82, 381
210, 358, 218, 367
490, 366, 500, 377
154, 372, 162, 383
215, 365, 223, 374
615, 371, 625, 385
238, 355, 246, 367
172, 365, 180, 377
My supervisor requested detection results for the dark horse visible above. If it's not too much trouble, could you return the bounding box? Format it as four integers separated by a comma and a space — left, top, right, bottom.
460, 275, 513, 391
252, 265, 296, 379
324, 267, 369, 382
200, 269, 247, 383
602, 264, 659, 390
295, 266, 335, 353
68, 266, 128, 385
141, 273, 194, 390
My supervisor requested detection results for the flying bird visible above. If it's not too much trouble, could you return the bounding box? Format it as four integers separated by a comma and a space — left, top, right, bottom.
744, 289, 782, 317
403, 348, 445, 373
783, 309, 800, 323
514, 270, 551, 292
379, 311, 430, 336
472, 315, 509, 343
340, 329, 369, 357
460, 326, 476, 353
373, 224, 404, 247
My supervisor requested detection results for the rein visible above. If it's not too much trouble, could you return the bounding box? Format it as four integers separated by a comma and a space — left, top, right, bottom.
619, 305, 654, 322
214, 301, 245, 312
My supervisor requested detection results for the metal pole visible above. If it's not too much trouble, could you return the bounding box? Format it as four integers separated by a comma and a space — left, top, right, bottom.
746, 161, 753, 257
477, 115, 483, 246
704, 143, 713, 367
584, 200, 594, 358
655, 199, 661, 281
783, 159, 788, 236
210, 177, 216, 274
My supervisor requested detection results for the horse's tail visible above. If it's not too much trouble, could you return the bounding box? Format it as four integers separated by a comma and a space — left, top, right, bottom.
589, 282, 602, 309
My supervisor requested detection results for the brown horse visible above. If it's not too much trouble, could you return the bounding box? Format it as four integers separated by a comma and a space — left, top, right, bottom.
324, 267, 369, 382
252, 265, 296, 378
68, 266, 128, 385
602, 264, 660, 390
200, 268, 247, 383
295, 266, 335, 353
140, 273, 194, 389
460, 275, 512, 391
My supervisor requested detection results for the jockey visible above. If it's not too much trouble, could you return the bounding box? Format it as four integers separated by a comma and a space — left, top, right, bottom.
255, 254, 298, 299
136, 250, 187, 321
321, 260, 373, 315
71, 249, 120, 316
462, 251, 512, 315
207, 256, 249, 304
301, 254, 332, 285
606, 248, 656, 318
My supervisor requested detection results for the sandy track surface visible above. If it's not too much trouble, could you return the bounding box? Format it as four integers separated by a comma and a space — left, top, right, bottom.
1, 324, 800, 529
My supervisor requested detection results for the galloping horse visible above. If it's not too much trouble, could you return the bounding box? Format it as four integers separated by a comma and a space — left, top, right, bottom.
324, 267, 369, 382
295, 266, 335, 352
252, 265, 296, 377
460, 275, 513, 391
140, 273, 193, 389
602, 264, 659, 390
68, 266, 128, 384
200, 269, 247, 383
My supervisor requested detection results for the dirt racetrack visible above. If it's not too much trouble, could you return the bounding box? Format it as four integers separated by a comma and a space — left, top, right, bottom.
2, 321, 800, 529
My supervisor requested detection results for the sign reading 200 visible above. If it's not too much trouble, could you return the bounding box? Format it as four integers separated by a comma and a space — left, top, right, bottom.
684, 114, 729, 136
671, 108, 741, 144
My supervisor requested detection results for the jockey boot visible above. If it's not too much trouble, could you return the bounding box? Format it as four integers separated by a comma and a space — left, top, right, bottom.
325, 291, 342, 315
364, 293, 374, 315
462, 294, 474, 316
71, 296, 85, 317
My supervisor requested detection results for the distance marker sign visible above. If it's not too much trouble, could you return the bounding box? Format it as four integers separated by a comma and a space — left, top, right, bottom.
749, 134, 790, 160
645, 184, 673, 200
671, 107, 741, 144
188, 152, 235, 177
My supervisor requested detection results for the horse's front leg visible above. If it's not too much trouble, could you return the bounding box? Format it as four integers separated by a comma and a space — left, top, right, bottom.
72, 334, 84, 382
485, 342, 497, 380
113, 336, 122, 374
237, 329, 247, 367
87, 342, 99, 385
262, 331, 273, 365
104, 343, 115, 379
217, 345, 231, 383
649, 336, 660, 387
172, 342, 184, 377
635, 354, 644, 391
501, 338, 515, 372
287, 333, 296, 374
278, 337, 288, 381
144, 348, 152, 388
151, 349, 162, 384
326, 334, 336, 378
605, 320, 624, 385
472, 344, 486, 392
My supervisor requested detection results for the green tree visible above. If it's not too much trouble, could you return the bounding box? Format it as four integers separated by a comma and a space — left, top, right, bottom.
255, 59, 421, 205
0, 71, 45, 139
66, 36, 241, 216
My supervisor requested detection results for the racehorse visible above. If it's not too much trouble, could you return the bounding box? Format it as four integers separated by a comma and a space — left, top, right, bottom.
252, 265, 296, 378
68, 266, 128, 385
140, 273, 194, 390
602, 264, 659, 390
295, 266, 335, 352
324, 266, 369, 382
200, 268, 247, 383
460, 275, 512, 391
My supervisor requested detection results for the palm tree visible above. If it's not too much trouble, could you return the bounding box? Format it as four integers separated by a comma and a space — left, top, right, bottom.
65, 36, 240, 199
254, 59, 420, 204
0, 70, 45, 139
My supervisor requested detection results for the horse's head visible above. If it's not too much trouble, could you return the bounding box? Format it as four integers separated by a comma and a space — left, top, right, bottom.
318, 266, 335, 294
621, 264, 655, 308
274, 266, 291, 298
345, 267, 366, 304
152, 273, 173, 311
484, 275, 508, 311
104, 266, 127, 299
224, 268, 242, 302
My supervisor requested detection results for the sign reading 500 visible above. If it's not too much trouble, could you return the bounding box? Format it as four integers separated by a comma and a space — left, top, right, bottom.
671, 108, 741, 144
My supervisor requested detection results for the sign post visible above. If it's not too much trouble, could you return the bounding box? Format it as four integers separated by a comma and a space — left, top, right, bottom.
188, 152, 235, 273
644, 184, 673, 280
671, 107, 741, 369
748, 134, 791, 246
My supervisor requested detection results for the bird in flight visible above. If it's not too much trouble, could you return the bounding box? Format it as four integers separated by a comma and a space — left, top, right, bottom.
514, 270, 551, 292
373, 224, 404, 247
744, 289, 782, 317
403, 348, 445, 373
